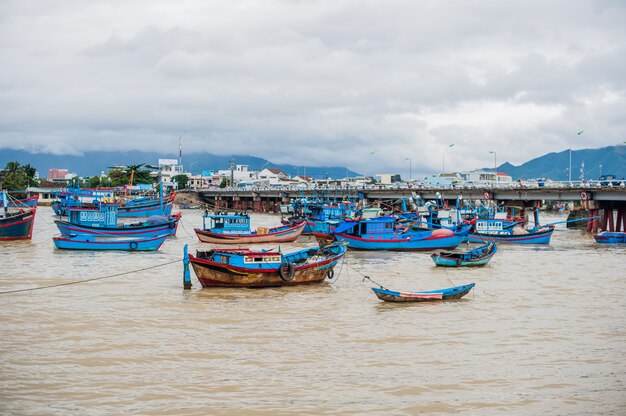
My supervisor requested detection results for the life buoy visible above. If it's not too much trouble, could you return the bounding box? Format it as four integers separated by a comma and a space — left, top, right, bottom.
129, 241, 139, 250
279, 262, 295, 281
326, 268, 334, 279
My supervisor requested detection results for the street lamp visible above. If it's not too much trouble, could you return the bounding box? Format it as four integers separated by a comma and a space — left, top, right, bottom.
442, 144, 454, 175
405, 157, 412, 181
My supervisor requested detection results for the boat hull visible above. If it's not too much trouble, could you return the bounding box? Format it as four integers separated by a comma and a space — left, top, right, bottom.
117, 202, 173, 218
431, 242, 497, 267
52, 234, 168, 251
431, 255, 493, 267
0, 209, 36, 240
54, 216, 179, 237
0, 195, 39, 208
189, 248, 344, 288
468, 227, 554, 244
372, 283, 475, 302
334, 232, 465, 251
194, 221, 306, 244
594, 232, 626, 244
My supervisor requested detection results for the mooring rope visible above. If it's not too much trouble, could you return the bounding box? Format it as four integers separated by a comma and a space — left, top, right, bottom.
0, 259, 181, 295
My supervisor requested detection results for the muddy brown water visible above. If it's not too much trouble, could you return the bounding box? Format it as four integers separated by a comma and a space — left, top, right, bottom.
0, 207, 624, 415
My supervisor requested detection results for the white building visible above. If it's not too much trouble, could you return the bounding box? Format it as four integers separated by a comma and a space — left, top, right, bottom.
460, 170, 512, 184
157, 159, 184, 187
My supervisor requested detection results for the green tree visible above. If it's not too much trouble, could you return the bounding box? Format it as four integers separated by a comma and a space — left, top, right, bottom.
90, 176, 101, 187
1, 161, 38, 190
172, 174, 189, 190
107, 164, 154, 186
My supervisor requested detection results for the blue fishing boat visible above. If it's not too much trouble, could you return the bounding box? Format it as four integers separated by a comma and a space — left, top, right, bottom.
55, 203, 180, 237
52, 234, 168, 251
188, 243, 347, 288
332, 215, 466, 251
594, 231, 626, 244
0, 192, 37, 240
195, 212, 306, 244
468, 210, 554, 244
116, 198, 174, 218
371, 283, 476, 302
0, 194, 38, 208
431, 242, 497, 267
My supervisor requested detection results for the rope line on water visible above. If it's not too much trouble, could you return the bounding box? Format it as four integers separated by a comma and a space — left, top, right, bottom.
0, 259, 182, 295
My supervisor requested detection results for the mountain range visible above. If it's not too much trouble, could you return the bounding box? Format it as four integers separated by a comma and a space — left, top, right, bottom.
493, 145, 625, 181
0, 150, 360, 180
0, 145, 624, 181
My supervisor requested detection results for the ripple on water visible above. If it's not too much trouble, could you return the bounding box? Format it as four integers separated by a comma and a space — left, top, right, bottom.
0, 208, 625, 415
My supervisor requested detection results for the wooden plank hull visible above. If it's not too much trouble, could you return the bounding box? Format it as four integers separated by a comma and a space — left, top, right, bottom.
189, 245, 345, 288
372, 283, 475, 302
0, 209, 36, 240
194, 221, 305, 244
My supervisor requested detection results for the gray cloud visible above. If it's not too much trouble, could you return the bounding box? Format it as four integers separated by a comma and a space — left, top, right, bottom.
0, 0, 624, 176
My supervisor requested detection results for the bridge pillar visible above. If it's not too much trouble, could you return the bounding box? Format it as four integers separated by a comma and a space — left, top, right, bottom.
601, 209, 610, 232
617, 208, 625, 232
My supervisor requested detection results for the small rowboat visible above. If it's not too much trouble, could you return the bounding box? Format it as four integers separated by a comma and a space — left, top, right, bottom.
431, 242, 497, 267
594, 232, 626, 244
52, 234, 168, 251
371, 283, 475, 302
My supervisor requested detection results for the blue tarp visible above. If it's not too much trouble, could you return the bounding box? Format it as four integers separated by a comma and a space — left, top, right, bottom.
332, 221, 358, 234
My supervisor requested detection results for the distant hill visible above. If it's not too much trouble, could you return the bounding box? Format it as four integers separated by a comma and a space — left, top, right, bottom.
494, 145, 626, 181
0, 149, 361, 180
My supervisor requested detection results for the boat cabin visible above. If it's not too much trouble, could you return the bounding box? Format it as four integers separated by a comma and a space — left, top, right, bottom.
335, 216, 396, 237
202, 213, 251, 233
67, 203, 119, 227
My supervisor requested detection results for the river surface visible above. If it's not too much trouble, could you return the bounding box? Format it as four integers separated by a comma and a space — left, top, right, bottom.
0, 207, 624, 415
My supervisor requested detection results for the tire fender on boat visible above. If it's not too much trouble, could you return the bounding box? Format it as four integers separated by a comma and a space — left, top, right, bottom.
169, 221, 176, 229
326, 268, 334, 280
129, 241, 139, 250
279, 262, 295, 281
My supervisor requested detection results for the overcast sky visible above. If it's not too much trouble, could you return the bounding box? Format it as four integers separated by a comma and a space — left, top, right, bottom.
1, 0, 625, 176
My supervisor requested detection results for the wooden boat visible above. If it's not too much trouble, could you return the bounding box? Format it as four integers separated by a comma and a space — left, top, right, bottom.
52, 233, 168, 251
371, 283, 476, 302
194, 212, 306, 244
188, 243, 347, 288
0, 192, 37, 240
468, 209, 555, 244
431, 242, 497, 267
55, 203, 180, 237
332, 215, 465, 251
468, 224, 554, 244
594, 231, 626, 244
